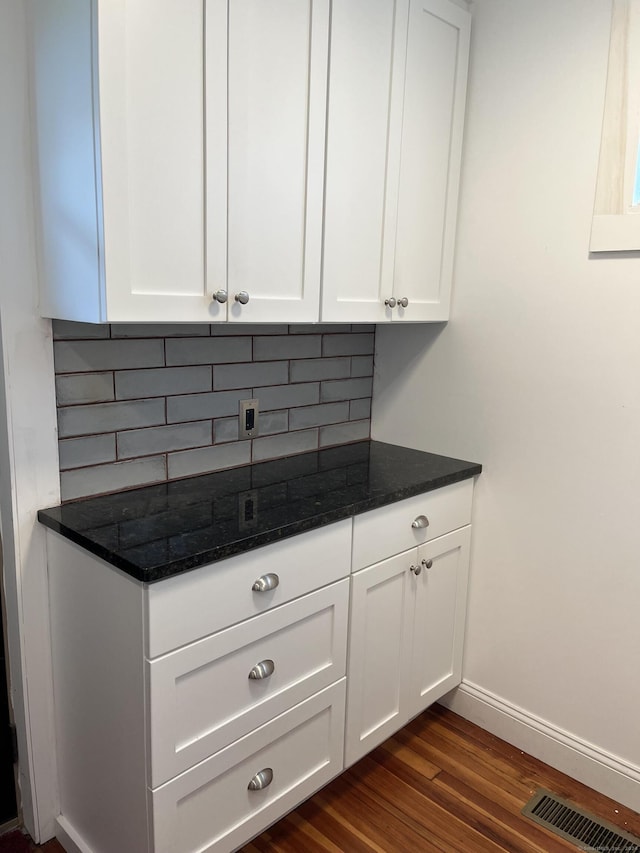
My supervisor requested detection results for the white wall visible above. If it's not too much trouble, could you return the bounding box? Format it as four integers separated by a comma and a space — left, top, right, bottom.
373, 0, 640, 808
0, 0, 61, 840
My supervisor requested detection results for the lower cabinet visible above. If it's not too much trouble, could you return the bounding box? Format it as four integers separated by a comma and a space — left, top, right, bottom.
152, 681, 345, 853
345, 526, 471, 766
46, 482, 474, 853
148, 581, 349, 787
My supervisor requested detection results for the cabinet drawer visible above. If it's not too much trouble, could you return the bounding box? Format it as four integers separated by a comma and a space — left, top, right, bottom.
148, 580, 348, 787
146, 519, 351, 657
151, 680, 345, 853
352, 479, 473, 570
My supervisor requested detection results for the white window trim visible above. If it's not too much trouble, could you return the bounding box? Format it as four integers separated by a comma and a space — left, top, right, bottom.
591, 0, 640, 251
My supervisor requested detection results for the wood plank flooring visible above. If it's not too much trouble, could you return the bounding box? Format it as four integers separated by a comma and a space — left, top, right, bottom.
23, 704, 640, 852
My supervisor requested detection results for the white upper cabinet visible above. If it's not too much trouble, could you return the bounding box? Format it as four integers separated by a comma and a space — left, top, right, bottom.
31, 0, 328, 323
322, 0, 470, 323
31, 0, 468, 325
32, 0, 208, 323
208, 0, 329, 323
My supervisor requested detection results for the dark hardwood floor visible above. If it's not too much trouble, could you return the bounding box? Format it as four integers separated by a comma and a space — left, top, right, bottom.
22, 705, 640, 852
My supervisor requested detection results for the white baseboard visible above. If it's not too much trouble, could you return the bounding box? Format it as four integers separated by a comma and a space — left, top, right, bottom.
440, 681, 640, 813
56, 816, 93, 853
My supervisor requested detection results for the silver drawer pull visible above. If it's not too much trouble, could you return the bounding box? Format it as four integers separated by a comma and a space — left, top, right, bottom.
248, 659, 275, 680
411, 515, 429, 529
422, 559, 433, 570
252, 572, 279, 592
410, 564, 422, 576
248, 768, 273, 791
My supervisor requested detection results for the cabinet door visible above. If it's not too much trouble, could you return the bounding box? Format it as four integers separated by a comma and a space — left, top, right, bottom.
98, 0, 210, 322
345, 550, 414, 766
408, 526, 471, 718
322, 0, 470, 324
32, 0, 212, 323
208, 0, 329, 323
322, 0, 409, 323
393, 0, 470, 322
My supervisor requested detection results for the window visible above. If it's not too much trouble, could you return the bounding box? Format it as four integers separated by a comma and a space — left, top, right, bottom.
591, 0, 640, 251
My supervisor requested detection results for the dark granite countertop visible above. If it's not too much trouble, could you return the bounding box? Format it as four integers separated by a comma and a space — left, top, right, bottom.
38, 440, 481, 583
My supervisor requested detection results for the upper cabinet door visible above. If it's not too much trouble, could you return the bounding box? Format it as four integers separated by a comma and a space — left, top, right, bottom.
321, 0, 470, 324
32, 0, 210, 323
393, 0, 470, 322
322, 0, 409, 323
208, 0, 329, 323
99, 0, 209, 322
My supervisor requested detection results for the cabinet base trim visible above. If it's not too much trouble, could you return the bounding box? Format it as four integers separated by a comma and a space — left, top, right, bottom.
55, 816, 94, 853
440, 681, 640, 812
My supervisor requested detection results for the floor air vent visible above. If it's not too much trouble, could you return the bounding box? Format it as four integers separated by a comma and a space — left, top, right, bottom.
522, 789, 640, 852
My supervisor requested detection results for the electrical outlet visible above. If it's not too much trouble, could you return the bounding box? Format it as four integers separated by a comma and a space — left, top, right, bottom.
239, 398, 259, 439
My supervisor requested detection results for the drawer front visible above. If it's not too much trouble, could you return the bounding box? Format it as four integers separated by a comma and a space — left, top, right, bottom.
151, 680, 346, 853
352, 479, 473, 571
146, 518, 351, 657
148, 580, 348, 787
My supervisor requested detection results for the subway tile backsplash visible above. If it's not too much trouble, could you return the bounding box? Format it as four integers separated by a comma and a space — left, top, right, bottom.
53, 322, 375, 502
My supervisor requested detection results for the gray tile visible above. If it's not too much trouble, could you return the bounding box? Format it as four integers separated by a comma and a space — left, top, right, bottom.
322, 333, 375, 357
319, 419, 370, 447
214, 410, 288, 444
56, 372, 114, 405
258, 383, 319, 411
111, 323, 210, 338
52, 320, 110, 340
211, 324, 289, 336
259, 410, 289, 435
214, 361, 288, 391
58, 398, 166, 438
117, 421, 212, 459
290, 324, 350, 334
54, 339, 164, 372
115, 366, 212, 400
290, 357, 350, 383
212, 417, 239, 444
167, 389, 251, 423
351, 355, 374, 378
58, 435, 116, 470
165, 337, 251, 366
253, 335, 321, 361
320, 377, 373, 403
350, 398, 372, 421
60, 456, 166, 501
168, 442, 250, 480
289, 402, 349, 430
252, 428, 318, 462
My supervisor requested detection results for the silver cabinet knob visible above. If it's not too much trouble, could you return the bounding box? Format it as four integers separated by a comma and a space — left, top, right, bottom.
235, 291, 250, 304
248, 659, 275, 680
384, 297, 397, 308
252, 572, 279, 592
212, 289, 228, 303
421, 559, 433, 570
410, 564, 422, 576
248, 768, 273, 791
398, 297, 409, 308
411, 515, 429, 529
